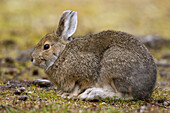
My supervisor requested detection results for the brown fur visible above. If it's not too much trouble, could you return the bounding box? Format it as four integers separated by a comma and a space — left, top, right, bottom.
31, 11, 157, 100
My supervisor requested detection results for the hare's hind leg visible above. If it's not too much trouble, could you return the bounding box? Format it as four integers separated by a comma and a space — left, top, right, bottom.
59, 84, 82, 99
57, 90, 69, 98
61, 92, 70, 98
57, 90, 64, 96
78, 87, 123, 100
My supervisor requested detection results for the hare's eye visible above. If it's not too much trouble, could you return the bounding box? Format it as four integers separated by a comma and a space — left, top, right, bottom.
44, 44, 50, 50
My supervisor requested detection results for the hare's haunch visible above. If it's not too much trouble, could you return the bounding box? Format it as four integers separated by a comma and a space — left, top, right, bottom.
31, 10, 157, 100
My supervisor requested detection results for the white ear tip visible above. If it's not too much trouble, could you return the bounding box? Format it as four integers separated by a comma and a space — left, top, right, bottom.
63, 10, 71, 13
73, 11, 77, 18
71, 11, 77, 14
62, 10, 77, 14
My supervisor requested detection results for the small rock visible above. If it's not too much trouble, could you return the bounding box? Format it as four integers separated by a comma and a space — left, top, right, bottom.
33, 79, 54, 87
156, 60, 170, 67
20, 87, 26, 92
139, 106, 147, 113
163, 101, 168, 106
101, 102, 107, 105
14, 89, 21, 95
18, 96, 28, 101
163, 100, 170, 106
159, 70, 167, 78
14, 87, 26, 95
139, 34, 169, 49
140, 106, 147, 110
160, 82, 167, 86
27, 91, 33, 94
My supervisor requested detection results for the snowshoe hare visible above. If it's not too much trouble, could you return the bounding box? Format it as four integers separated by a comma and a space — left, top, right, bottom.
31, 10, 157, 100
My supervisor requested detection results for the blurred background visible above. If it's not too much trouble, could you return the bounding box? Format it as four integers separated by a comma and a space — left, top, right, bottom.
0, 0, 170, 50
0, 0, 170, 87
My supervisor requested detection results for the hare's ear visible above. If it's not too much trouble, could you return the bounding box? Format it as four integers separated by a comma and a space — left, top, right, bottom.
56, 10, 77, 41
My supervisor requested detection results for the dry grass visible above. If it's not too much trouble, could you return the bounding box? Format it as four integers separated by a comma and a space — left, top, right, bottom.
0, 0, 170, 49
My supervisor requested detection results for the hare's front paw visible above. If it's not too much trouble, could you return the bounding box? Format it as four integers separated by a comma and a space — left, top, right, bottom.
67, 84, 81, 99
57, 90, 64, 96
61, 92, 70, 98
57, 90, 70, 98
78, 88, 122, 100
57, 84, 80, 99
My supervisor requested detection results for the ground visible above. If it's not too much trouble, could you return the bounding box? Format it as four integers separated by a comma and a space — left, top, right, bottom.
0, 0, 170, 112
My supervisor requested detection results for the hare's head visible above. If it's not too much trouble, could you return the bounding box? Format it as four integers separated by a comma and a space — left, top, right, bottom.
31, 10, 77, 70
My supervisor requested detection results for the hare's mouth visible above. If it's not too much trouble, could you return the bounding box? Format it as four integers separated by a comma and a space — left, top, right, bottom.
32, 58, 46, 69
39, 61, 47, 69
32, 59, 40, 66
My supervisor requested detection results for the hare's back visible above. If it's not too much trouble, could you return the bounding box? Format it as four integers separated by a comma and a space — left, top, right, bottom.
68, 30, 136, 53
64, 30, 156, 77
